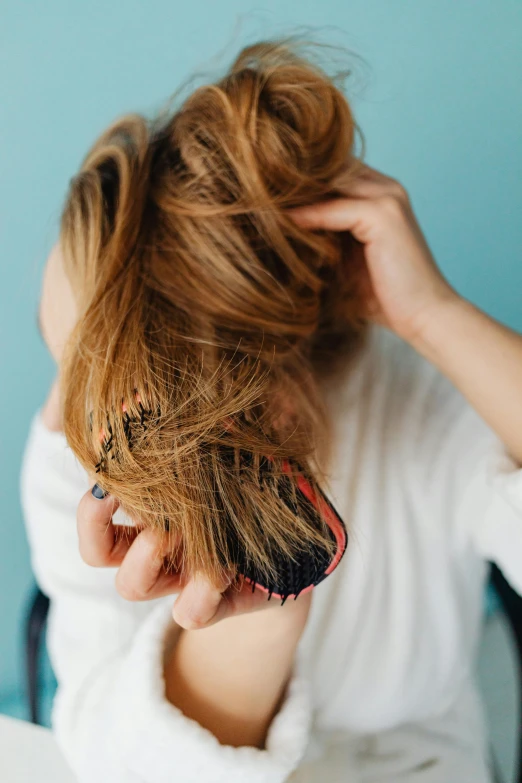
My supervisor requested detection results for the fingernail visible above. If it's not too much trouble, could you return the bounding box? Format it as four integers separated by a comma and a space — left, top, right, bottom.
91, 483, 109, 500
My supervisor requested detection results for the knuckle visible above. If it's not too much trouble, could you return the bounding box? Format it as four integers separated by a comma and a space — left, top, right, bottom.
394, 183, 410, 204
78, 544, 102, 568
179, 609, 220, 630
392, 180, 408, 201
139, 528, 168, 567
115, 572, 148, 602
174, 601, 220, 630
179, 616, 208, 631
139, 527, 162, 550
377, 193, 404, 216
181, 604, 211, 629
387, 177, 408, 198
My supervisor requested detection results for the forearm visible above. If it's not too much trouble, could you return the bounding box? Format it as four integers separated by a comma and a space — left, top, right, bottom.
165, 599, 309, 749
410, 295, 522, 464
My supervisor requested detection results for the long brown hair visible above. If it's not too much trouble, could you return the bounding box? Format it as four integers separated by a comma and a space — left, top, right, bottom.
59, 39, 370, 587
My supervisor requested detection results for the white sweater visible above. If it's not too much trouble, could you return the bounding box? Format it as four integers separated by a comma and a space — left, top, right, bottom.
20, 324, 522, 783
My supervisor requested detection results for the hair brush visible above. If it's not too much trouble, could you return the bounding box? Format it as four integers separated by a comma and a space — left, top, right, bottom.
213, 443, 348, 604
95, 396, 348, 605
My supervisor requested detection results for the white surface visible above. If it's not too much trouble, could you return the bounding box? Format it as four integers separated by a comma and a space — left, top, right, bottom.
0, 715, 75, 783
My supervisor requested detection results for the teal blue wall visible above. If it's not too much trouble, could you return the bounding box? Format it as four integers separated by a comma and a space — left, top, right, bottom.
1, 1, 521, 710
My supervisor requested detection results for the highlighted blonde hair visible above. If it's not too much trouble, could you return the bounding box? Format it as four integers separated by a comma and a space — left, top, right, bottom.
59, 39, 370, 586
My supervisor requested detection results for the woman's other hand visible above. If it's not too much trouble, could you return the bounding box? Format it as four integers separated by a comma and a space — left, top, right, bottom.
288, 162, 461, 344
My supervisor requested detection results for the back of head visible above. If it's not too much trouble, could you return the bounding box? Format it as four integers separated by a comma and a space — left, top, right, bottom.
59, 39, 369, 585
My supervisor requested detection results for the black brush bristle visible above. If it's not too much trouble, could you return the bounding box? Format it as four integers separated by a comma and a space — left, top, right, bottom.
218, 448, 347, 603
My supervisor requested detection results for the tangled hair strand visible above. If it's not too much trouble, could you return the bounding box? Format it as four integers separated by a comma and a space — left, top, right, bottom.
60, 38, 370, 587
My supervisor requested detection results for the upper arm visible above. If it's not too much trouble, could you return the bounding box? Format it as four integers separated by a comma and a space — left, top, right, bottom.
39, 241, 77, 365
399, 337, 522, 592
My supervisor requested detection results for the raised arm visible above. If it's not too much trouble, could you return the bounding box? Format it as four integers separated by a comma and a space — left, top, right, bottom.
290, 162, 522, 464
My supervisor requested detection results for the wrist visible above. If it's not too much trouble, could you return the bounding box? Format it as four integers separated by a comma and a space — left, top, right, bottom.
402, 290, 470, 361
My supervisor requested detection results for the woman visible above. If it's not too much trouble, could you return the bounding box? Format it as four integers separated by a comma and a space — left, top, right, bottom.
22, 40, 522, 782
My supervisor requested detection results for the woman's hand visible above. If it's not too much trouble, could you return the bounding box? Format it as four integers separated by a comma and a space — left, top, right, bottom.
288, 162, 461, 343
77, 486, 312, 631
290, 163, 522, 465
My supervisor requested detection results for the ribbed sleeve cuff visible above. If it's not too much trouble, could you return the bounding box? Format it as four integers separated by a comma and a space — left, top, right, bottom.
108, 601, 312, 783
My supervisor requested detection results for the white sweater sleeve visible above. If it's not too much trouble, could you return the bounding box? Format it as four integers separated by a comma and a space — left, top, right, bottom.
20, 412, 313, 783
453, 405, 522, 595
400, 337, 522, 596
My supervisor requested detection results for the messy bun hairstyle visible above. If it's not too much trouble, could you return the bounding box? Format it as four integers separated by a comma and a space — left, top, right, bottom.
60, 39, 370, 587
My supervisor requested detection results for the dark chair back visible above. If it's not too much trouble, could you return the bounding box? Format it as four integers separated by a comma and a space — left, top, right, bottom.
490, 564, 522, 783
25, 586, 50, 725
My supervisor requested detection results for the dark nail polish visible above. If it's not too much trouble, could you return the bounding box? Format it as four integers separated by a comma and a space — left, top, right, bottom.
92, 483, 108, 500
